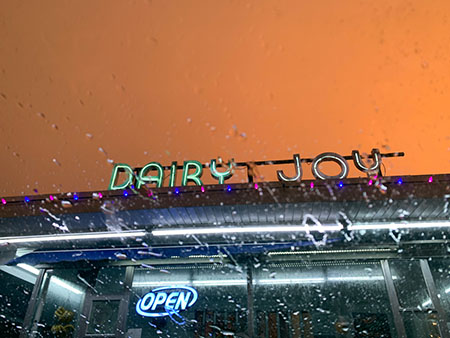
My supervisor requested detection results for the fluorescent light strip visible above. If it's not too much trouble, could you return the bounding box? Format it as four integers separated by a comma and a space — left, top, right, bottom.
132, 280, 247, 287
133, 281, 191, 287
349, 221, 450, 230
0, 230, 146, 244
17, 264, 83, 295
258, 278, 325, 284
153, 221, 450, 236
17, 263, 39, 275
132, 275, 387, 287
152, 225, 343, 236
51, 277, 83, 295
194, 280, 247, 286
327, 276, 385, 281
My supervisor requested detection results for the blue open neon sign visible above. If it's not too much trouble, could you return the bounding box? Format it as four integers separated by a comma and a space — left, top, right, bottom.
136, 286, 198, 318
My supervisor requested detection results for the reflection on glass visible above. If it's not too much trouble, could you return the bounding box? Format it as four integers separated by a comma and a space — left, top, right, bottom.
87, 299, 120, 335
29, 269, 86, 337
389, 260, 431, 309
126, 261, 396, 337
429, 258, 450, 317
402, 311, 441, 338
253, 261, 394, 337
0, 264, 37, 335
128, 265, 248, 337
93, 267, 127, 294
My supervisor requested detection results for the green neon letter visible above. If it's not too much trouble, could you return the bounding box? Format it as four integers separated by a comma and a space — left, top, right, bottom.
181, 161, 203, 186
108, 163, 134, 190
137, 162, 164, 189
169, 161, 177, 187
210, 159, 234, 184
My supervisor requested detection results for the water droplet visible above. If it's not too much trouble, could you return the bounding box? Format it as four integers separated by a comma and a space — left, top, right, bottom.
115, 253, 127, 260
61, 200, 72, 208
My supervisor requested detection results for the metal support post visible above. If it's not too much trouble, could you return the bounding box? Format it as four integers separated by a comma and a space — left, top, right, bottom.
381, 260, 407, 338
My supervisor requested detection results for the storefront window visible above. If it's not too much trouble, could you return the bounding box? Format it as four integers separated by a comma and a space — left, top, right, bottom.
90, 266, 127, 295
253, 260, 394, 337
0, 264, 37, 335
86, 299, 121, 335
11, 256, 450, 337
389, 260, 431, 310
27, 268, 87, 337
125, 259, 397, 337
389, 259, 447, 337
428, 258, 450, 321
401, 312, 441, 338
127, 264, 248, 337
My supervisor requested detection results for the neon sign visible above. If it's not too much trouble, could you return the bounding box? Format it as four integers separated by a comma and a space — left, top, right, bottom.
135, 286, 198, 318
109, 148, 402, 190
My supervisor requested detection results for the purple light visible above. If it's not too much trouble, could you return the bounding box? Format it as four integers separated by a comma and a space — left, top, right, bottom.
368, 180, 373, 186
338, 181, 344, 189
49, 195, 54, 201
24, 197, 30, 203
147, 191, 153, 197
397, 178, 403, 185
1, 198, 6, 205
201, 186, 205, 193
123, 190, 128, 197
310, 182, 314, 189
98, 192, 103, 199
227, 185, 232, 192
428, 176, 433, 183
254, 183, 259, 189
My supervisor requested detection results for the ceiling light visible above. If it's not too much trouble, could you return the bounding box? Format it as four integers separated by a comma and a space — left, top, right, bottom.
0, 230, 146, 244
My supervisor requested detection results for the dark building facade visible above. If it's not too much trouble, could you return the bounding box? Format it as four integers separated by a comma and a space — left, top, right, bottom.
0, 174, 449, 337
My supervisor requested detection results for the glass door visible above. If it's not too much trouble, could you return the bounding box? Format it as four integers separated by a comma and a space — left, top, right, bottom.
77, 266, 134, 338
78, 294, 127, 337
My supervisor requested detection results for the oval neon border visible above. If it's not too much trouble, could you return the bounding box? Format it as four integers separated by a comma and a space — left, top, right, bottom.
136, 285, 198, 317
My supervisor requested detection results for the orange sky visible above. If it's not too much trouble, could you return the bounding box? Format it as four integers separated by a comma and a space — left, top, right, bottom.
0, 1, 449, 197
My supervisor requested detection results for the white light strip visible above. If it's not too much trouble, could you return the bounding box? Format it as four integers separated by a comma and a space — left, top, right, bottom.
133, 281, 191, 287
349, 221, 450, 230
152, 225, 343, 236
258, 278, 325, 284
51, 277, 83, 295
152, 221, 450, 236
132, 275, 387, 287
17, 263, 39, 275
0, 230, 146, 244
17, 264, 83, 295
327, 276, 385, 281
194, 280, 247, 286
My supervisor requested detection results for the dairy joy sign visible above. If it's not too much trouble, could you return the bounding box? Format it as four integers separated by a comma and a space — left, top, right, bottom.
109, 148, 402, 190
